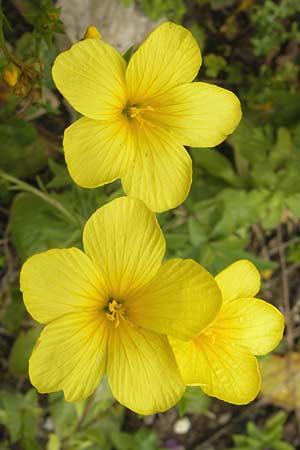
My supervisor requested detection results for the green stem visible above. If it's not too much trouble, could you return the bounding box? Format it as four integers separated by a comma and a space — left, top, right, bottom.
0, 171, 78, 226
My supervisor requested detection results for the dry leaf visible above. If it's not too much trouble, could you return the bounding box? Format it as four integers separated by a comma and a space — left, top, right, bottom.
259, 353, 300, 409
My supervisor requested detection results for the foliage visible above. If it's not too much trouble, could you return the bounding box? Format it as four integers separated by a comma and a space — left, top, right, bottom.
119, 0, 186, 22
1, 0, 299, 448
231, 412, 295, 450
249, 0, 300, 57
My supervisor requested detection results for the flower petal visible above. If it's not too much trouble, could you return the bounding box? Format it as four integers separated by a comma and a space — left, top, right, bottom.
151, 82, 241, 147
121, 125, 192, 212
170, 335, 260, 404
83, 197, 165, 299
215, 260, 261, 303
52, 39, 126, 120
128, 259, 222, 340
20, 248, 106, 324
63, 116, 133, 188
214, 298, 284, 355
107, 321, 184, 414
29, 312, 109, 401
126, 22, 201, 103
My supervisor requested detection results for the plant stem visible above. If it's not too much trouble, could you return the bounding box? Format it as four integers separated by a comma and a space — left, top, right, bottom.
0, 171, 78, 226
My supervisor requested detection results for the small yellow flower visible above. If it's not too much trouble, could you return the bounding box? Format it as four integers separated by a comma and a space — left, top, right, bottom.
20, 197, 222, 414
170, 260, 285, 404
83, 25, 102, 40
2, 62, 21, 87
52, 22, 242, 213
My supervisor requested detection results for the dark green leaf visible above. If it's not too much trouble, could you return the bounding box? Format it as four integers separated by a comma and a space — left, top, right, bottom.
11, 193, 81, 261
9, 327, 41, 376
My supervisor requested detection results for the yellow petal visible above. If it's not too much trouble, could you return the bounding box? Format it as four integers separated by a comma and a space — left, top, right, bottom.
52, 39, 126, 120
29, 312, 109, 401
128, 259, 222, 340
107, 320, 184, 414
170, 335, 260, 404
20, 248, 106, 324
83, 197, 165, 299
214, 298, 284, 355
63, 116, 133, 188
215, 260, 261, 303
121, 124, 192, 212
126, 22, 201, 103
151, 82, 241, 147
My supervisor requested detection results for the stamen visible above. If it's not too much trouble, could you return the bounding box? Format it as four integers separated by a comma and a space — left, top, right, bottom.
125, 104, 155, 128
105, 299, 126, 328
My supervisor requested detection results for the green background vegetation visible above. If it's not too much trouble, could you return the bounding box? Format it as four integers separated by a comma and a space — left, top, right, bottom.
0, 0, 300, 448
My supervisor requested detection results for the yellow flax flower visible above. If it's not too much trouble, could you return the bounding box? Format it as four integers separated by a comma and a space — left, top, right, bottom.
83, 25, 102, 40
170, 260, 285, 404
52, 22, 242, 213
20, 197, 222, 414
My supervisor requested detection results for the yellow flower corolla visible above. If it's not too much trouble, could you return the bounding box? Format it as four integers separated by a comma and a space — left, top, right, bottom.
20, 197, 222, 414
52, 22, 242, 213
2, 62, 21, 87
170, 260, 285, 405
83, 25, 102, 40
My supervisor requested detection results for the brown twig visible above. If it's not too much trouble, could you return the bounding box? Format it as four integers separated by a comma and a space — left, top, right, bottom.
75, 392, 96, 432
277, 224, 300, 437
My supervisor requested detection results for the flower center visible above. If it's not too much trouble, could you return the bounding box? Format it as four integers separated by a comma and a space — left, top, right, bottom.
105, 299, 126, 328
123, 103, 154, 128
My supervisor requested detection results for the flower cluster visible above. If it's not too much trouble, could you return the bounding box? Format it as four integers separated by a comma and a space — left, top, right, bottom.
20, 22, 284, 415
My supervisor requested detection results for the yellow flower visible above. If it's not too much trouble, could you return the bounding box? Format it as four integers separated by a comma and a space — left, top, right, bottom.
2, 62, 21, 87
83, 25, 102, 40
52, 22, 242, 213
20, 197, 222, 414
169, 260, 285, 404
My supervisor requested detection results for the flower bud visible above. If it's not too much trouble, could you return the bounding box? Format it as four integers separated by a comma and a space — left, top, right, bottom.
2, 63, 21, 87
83, 25, 102, 40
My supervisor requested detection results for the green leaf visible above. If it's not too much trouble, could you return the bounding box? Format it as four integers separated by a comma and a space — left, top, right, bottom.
229, 119, 273, 165
273, 442, 296, 450
211, 189, 269, 238
11, 193, 81, 261
123, 45, 134, 64
48, 392, 78, 439
286, 193, 300, 218
139, 0, 186, 22
0, 119, 48, 178
9, 327, 41, 376
177, 387, 210, 416
269, 128, 293, 170
198, 236, 277, 275
198, 237, 248, 274
203, 54, 227, 78
164, 233, 189, 257
0, 288, 25, 333
0, 390, 22, 442
265, 411, 287, 431
133, 428, 160, 450
250, 161, 278, 189
260, 192, 285, 229
286, 242, 300, 264
246, 421, 262, 440
188, 217, 208, 246
111, 431, 134, 450
191, 148, 243, 188
0, 389, 41, 444
47, 434, 61, 450
47, 159, 73, 189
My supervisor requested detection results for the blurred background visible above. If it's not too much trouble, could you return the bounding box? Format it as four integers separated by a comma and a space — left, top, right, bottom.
1, 0, 300, 449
